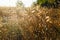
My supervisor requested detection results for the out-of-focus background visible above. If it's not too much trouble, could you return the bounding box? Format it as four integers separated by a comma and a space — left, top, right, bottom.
0, 0, 60, 40
0, 0, 36, 7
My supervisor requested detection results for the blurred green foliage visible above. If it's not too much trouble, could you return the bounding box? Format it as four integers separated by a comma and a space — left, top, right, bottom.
37, 0, 55, 5
37, 0, 60, 8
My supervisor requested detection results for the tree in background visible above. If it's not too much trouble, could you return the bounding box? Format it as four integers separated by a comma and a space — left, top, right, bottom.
16, 0, 24, 7
37, 0, 60, 8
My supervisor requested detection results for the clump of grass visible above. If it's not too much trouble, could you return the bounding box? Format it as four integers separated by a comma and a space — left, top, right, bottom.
0, 6, 60, 40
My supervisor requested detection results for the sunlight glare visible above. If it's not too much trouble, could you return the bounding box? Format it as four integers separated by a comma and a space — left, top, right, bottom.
0, 0, 36, 7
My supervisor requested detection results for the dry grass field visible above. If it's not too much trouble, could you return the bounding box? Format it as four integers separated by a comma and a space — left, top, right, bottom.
0, 6, 60, 40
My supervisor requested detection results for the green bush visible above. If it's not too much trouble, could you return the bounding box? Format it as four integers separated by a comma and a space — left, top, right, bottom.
37, 0, 60, 8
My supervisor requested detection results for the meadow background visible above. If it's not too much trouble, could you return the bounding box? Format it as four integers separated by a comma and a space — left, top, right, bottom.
0, 0, 60, 40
